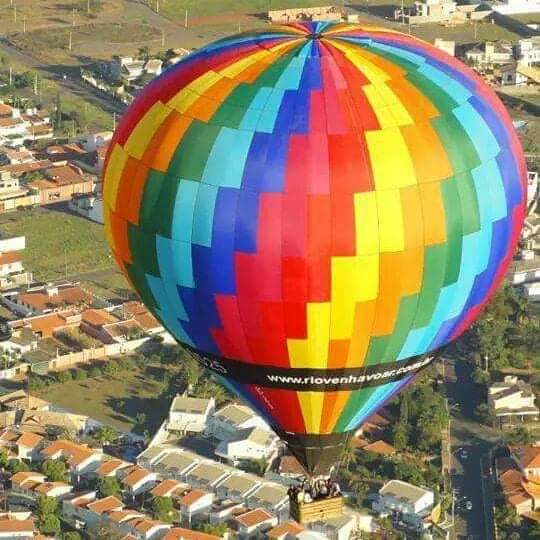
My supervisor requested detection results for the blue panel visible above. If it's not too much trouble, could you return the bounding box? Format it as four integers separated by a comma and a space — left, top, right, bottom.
418, 63, 472, 104
202, 128, 254, 188
469, 95, 510, 150
171, 179, 199, 242
192, 183, 218, 247
235, 190, 260, 253
453, 102, 500, 162
211, 187, 239, 294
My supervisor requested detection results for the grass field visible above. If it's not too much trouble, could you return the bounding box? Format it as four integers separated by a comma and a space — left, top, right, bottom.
34, 361, 178, 433
0, 207, 114, 281
9, 23, 162, 64
81, 269, 136, 303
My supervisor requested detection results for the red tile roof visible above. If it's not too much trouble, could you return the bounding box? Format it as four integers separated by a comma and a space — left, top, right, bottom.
236, 508, 274, 528
163, 528, 220, 540
0, 519, 34, 532
16, 431, 43, 449
86, 496, 123, 514
0, 252, 21, 265
178, 489, 209, 508
268, 521, 305, 539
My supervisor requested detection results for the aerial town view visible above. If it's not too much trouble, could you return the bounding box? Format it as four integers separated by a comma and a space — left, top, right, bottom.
0, 0, 537, 539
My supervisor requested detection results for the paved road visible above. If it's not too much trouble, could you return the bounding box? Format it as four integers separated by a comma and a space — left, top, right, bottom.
444, 357, 498, 540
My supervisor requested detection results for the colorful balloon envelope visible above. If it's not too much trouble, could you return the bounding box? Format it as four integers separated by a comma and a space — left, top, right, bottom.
103, 22, 526, 475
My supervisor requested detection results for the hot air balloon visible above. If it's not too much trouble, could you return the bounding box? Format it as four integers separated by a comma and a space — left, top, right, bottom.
103, 22, 526, 478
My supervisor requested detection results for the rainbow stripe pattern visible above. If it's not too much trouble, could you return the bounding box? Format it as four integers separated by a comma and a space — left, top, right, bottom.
104, 22, 526, 441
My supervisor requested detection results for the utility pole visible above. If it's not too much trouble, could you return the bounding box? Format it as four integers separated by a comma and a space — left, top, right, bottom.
13, 5, 16, 23
68, 31, 72, 51
33, 72, 38, 95
401, 0, 405, 24
72, 7, 76, 26
474, 21, 478, 40
161, 29, 165, 48
156, 0, 159, 13
112, 112, 116, 130
87, 0, 90, 15
184, 9, 188, 28
8, 67, 12, 86
23, 15, 26, 33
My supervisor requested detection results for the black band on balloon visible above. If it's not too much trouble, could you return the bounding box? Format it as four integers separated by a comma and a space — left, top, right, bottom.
184, 346, 437, 391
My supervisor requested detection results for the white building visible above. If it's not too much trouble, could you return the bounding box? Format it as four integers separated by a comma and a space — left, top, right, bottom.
215, 426, 278, 465
215, 472, 261, 503
0, 518, 36, 538
488, 376, 539, 426
235, 508, 278, 539
167, 395, 215, 434
373, 480, 435, 532
518, 37, 540, 66
208, 403, 269, 442
311, 515, 356, 540
0, 233, 31, 290
184, 461, 231, 490
68, 194, 104, 224
465, 41, 514, 66
177, 489, 214, 526
434, 38, 456, 56
493, 0, 540, 15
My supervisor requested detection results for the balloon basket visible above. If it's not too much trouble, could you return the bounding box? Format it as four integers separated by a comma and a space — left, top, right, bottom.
289, 495, 345, 524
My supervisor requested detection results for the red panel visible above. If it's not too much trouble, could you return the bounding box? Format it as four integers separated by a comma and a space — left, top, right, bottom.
307, 194, 332, 301
330, 192, 356, 256
284, 302, 308, 339
282, 256, 309, 303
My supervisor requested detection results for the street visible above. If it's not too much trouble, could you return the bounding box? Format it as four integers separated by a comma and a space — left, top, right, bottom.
444, 357, 498, 540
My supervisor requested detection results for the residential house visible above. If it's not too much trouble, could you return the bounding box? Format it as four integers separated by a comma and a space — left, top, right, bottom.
163, 528, 220, 540
0, 171, 40, 213
9, 310, 81, 339
518, 37, 540, 67
267, 521, 305, 539
184, 461, 230, 490
208, 403, 269, 442
40, 439, 102, 482
119, 466, 158, 498
247, 484, 289, 516
10, 472, 47, 498
29, 163, 94, 205
84, 131, 113, 152
511, 445, 540, 481
68, 194, 104, 224
152, 451, 199, 481
106, 509, 145, 528
167, 395, 214, 434
268, 6, 343, 22
496, 456, 540, 515
33, 481, 73, 500
0, 146, 34, 165
215, 473, 261, 503
488, 376, 539, 427
19, 410, 89, 437
150, 479, 187, 499
0, 517, 36, 539
94, 458, 131, 479
207, 499, 246, 525
0, 390, 49, 412
311, 515, 356, 540
493, 0, 540, 15
360, 440, 396, 456
465, 41, 514, 66
177, 489, 214, 526
277, 455, 305, 480
85, 495, 124, 522
118, 518, 171, 540
434, 38, 456, 56
44, 143, 87, 163
373, 480, 435, 533
215, 426, 278, 465
14, 432, 44, 460
109, 57, 145, 83
235, 508, 278, 539
61, 491, 100, 529
5, 283, 92, 317
0, 234, 31, 290
136, 445, 170, 470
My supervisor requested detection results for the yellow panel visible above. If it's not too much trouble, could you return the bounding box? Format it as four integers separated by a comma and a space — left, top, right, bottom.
347, 300, 377, 367
363, 84, 412, 129
376, 190, 405, 252
103, 143, 128, 210
188, 69, 223, 93
329, 254, 379, 339
124, 102, 171, 160
167, 88, 200, 114
329, 40, 390, 84
298, 391, 325, 434
220, 50, 269, 78
354, 191, 379, 256
365, 127, 417, 190
307, 303, 330, 368
287, 340, 308, 367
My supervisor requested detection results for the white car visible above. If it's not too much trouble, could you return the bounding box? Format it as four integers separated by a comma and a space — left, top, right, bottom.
466, 501, 473, 511
461, 450, 469, 459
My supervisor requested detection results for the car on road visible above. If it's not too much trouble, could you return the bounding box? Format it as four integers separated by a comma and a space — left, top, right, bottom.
466, 501, 473, 511
461, 449, 469, 459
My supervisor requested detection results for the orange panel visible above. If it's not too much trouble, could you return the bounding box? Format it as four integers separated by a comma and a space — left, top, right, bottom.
398, 247, 424, 295
142, 111, 192, 172
115, 156, 139, 217
388, 77, 439, 121
371, 252, 402, 336
126, 162, 150, 226
419, 182, 447, 245
328, 339, 350, 369
320, 390, 352, 433
400, 185, 423, 249
108, 211, 131, 265
347, 300, 377, 367
402, 121, 452, 183
203, 76, 239, 102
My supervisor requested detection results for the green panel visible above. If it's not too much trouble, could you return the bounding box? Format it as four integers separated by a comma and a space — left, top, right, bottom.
365, 336, 390, 366
407, 71, 458, 114
168, 120, 220, 181
154, 175, 182, 239
432, 114, 480, 174
455, 171, 481, 235
210, 101, 248, 129
128, 223, 160, 277
440, 177, 463, 287
379, 295, 421, 362
138, 169, 165, 233
334, 386, 378, 432
255, 44, 303, 87
412, 243, 448, 328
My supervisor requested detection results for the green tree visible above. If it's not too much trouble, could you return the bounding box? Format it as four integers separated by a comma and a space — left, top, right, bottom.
73, 368, 87, 381
392, 422, 409, 450
0, 448, 8, 469
41, 459, 68, 482
528, 520, 540, 539
57, 370, 72, 384
7, 459, 29, 474
36, 494, 58, 520
98, 476, 121, 498
40, 514, 60, 535
505, 426, 533, 445
151, 496, 175, 522
103, 361, 119, 377
137, 46, 150, 60
62, 532, 82, 540
89, 366, 102, 378
184, 355, 201, 388
195, 522, 228, 536
95, 426, 117, 445
472, 367, 491, 386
